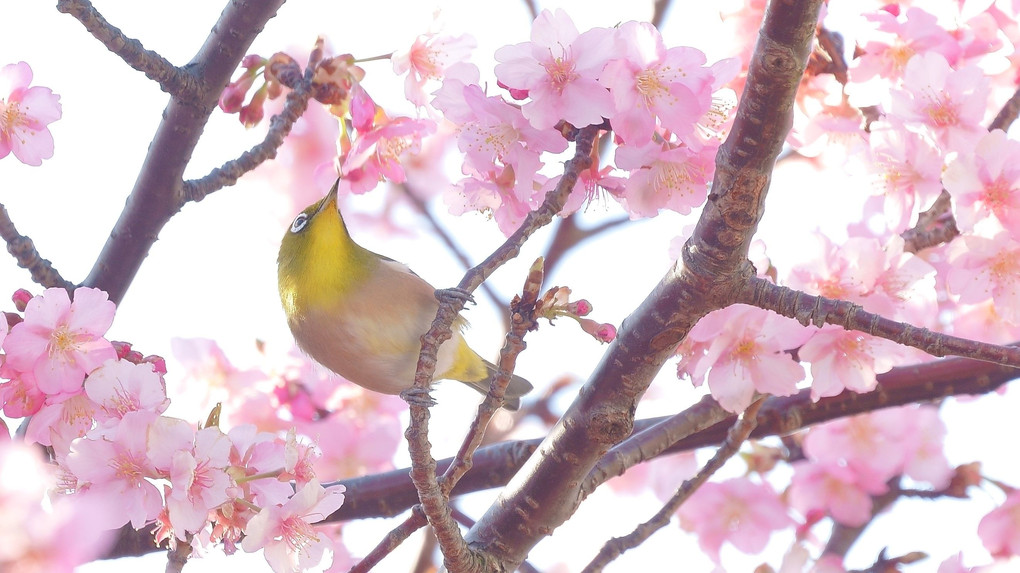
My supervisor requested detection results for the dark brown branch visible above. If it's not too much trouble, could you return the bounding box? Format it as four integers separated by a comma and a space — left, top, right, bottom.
440, 259, 544, 496
350, 506, 428, 573
465, 3, 822, 569
181, 69, 315, 205
651, 0, 673, 29
405, 126, 598, 572
742, 278, 1020, 368
0, 202, 76, 291
582, 399, 764, 572
100, 349, 1019, 560
55, 0, 198, 99
989, 84, 1020, 132
81, 0, 286, 304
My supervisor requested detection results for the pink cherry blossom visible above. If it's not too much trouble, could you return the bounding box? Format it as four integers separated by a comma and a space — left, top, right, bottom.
241, 479, 346, 573
0, 441, 113, 571
946, 232, 1020, 324
681, 304, 811, 412
799, 325, 906, 400
0, 61, 62, 166
3, 287, 117, 396
24, 389, 96, 447
392, 28, 476, 107
227, 424, 294, 509
789, 460, 887, 527
85, 359, 169, 425
494, 9, 616, 130
888, 52, 987, 151
866, 122, 945, 231
149, 418, 233, 538
945, 129, 1020, 237
978, 489, 1020, 557
598, 21, 715, 145
802, 407, 949, 488
614, 141, 715, 218
0, 366, 45, 418
677, 477, 792, 562
848, 7, 961, 107
65, 411, 163, 529
339, 116, 436, 194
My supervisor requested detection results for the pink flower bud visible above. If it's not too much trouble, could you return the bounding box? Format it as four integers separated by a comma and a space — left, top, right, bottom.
497, 79, 529, 100
579, 318, 617, 343
111, 340, 133, 360
570, 299, 593, 316
143, 354, 168, 375
12, 288, 32, 312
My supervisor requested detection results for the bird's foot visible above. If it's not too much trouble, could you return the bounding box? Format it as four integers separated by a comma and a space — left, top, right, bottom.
435, 287, 475, 307
400, 386, 437, 408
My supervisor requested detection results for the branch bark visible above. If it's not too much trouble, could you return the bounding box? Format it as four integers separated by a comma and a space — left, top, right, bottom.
464, 2, 823, 569
79, 0, 286, 304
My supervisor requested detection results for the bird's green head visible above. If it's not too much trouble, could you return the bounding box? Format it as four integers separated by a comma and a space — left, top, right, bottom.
277, 178, 375, 320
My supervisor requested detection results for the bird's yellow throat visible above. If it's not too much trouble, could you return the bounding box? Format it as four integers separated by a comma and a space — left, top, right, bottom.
277, 189, 376, 321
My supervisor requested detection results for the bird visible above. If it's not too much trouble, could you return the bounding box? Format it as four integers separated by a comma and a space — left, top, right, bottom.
277, 178, 533, 409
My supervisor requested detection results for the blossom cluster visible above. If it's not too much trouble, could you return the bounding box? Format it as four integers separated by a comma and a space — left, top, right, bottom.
0, 288, 354, 572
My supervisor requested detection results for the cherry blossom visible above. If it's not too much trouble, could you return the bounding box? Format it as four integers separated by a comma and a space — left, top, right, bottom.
978, 490, 1020, 557
888, 52, 987, 150
85, 359, 169, 425
240, 479, 346, 573
789, 460, 887, 527
598, 21, 716, 145
946, 232, 1020, 325
944, 129, 1020, 237
680, 304, 810, 412
339, 115, 436, 194
614, 141, 715, 218
799, 325, 907, 400
866, 122, 945, 231
64, 411, 164, 529
392, 26, 476, 107
2, 287, 117, 396
677, 477, 793, 562
494, 8, 616, 130
0, 61, 62, 165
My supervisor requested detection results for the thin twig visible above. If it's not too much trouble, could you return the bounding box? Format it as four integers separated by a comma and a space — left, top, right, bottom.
440, 258, 544, 497
404, 125, 598, 572
349, 506, 428, 573
0, 202, 76, 291
742, 277, 1020, 369
180, 51, 321, 205
400, 183, 509, 330
55, 0, 198, 99
582, 398, 765, 572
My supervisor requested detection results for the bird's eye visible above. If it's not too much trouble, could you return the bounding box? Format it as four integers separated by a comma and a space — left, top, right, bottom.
290, 213, 310, 233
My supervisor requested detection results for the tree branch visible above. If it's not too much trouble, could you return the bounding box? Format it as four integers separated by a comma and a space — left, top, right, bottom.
55, 0, 199, 99
582, 398, 764, 572
464, 3, 822, 568
0, 202, 76, 291
81, 0, 286, 304
405, 125, 598, 572
742, 277, 1020, 368
99, 348, 1019, 560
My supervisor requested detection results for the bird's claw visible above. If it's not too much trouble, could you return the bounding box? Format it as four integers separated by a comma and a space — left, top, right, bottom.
435, 287, 475, 307
400, 386, 437, 408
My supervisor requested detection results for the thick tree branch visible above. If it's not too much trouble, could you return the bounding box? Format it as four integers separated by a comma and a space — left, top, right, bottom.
55, 0, 199, 99
100, 349, 1018, 560
0, 202, 76, 291
464, 3, 822, 569
81, 0, 286, 304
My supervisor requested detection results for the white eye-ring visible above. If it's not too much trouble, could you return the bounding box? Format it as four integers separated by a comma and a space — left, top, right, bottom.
290, 213, 310, 233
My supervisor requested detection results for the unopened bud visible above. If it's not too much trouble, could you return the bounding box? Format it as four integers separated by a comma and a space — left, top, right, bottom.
12, 289, 32, 312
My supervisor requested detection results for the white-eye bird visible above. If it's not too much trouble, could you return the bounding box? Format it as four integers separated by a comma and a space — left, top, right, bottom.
277, 179, 533, 409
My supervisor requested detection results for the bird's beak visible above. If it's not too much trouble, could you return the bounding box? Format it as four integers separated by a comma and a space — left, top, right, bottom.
315, 177, 341, 216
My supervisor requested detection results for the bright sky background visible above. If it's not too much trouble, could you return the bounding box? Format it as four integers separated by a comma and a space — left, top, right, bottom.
3, 0, 1019, 571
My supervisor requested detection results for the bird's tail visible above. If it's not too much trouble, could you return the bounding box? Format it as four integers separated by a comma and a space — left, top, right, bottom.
463, 360, 534, 411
